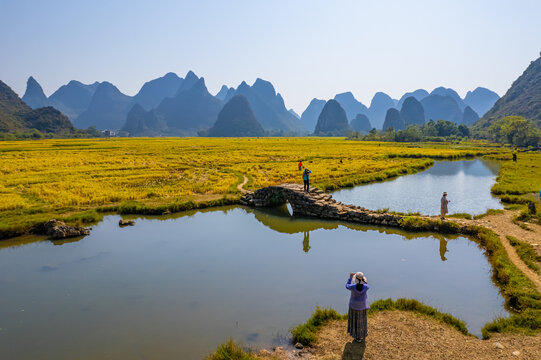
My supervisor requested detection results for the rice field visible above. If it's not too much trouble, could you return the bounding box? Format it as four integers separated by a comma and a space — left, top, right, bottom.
0, 137, 503, 236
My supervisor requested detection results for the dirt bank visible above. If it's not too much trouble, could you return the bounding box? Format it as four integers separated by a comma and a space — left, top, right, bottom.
259, 311, 541, 359
449, 210, 541, 292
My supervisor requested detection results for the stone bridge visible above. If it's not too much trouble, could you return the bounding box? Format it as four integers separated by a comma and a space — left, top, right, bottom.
240, 183, 404, 227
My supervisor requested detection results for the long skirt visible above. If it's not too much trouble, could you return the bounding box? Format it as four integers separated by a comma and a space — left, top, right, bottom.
347, 308, 368, 341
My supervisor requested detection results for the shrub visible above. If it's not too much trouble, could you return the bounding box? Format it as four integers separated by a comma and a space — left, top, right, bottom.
291, 307, 344, 346
206, 339, 258, 360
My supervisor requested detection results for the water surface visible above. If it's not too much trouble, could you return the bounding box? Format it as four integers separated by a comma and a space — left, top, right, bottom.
0, 205, 506, 359
332, 159, 503, 215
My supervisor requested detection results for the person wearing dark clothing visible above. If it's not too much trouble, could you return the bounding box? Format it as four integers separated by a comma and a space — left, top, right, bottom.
512, 148, 517, 162
302, 168, 311, 192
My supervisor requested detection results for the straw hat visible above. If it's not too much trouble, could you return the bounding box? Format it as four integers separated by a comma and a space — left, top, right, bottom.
354, 272, 367, 284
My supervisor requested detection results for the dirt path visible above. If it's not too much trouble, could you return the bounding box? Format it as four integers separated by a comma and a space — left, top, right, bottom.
259, 312, 541, 359
237, 175, 249, 194
448, 211, 541, 293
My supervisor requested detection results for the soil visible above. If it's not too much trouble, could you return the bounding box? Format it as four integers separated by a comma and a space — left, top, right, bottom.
448, 210, 541, 292
259, 311, 541, 359
238, 175, 249, 194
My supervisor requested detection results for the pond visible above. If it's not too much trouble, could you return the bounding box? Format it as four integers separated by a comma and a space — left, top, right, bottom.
0, 205, 507, 360
332, 159, 503, 215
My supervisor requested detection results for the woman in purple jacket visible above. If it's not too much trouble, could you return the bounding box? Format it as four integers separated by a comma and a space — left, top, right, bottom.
346, 271, 370, 342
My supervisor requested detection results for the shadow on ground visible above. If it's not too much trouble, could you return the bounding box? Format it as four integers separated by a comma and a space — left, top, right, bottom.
342, 340, 366, 359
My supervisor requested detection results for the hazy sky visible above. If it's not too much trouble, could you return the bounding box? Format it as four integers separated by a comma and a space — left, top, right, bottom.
1, 0, 540, 112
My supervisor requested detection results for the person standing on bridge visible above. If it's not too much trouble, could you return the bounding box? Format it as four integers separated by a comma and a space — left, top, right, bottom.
440, 192, 450, 220
302, 167, 311, 193
346, 272, 370, 343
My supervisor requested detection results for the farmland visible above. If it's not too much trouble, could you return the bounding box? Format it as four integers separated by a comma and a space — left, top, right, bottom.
0, 137, 504, 237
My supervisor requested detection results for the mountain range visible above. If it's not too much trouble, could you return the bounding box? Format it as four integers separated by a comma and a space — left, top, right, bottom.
474, 54, 541, 132
300, 86, 499, 133
1, 80, 76, 135
12, 71, 504, 136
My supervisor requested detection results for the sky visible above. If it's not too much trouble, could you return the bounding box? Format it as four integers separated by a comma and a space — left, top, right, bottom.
1, 0, 540, 113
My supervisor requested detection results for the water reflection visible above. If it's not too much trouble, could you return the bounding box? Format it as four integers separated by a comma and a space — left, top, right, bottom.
332, 159, 503, 216
0, 208, 506, 358
439, 236, 448, 261
303, 231, 311, 253
242, 204, 461, 260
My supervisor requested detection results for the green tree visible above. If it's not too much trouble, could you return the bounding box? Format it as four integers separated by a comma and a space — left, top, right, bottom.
489, 116, 541, 147
396, 125, 423, 142
434, 120, 459, 137
458, 124, 470, 137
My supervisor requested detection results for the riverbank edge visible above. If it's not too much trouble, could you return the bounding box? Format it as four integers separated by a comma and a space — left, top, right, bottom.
208, 217, 541, 358
0, 152, 451, 241
291, 299, 473, 348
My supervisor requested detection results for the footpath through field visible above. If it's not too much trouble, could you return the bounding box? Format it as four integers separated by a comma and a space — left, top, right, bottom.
451, 211, 541, 293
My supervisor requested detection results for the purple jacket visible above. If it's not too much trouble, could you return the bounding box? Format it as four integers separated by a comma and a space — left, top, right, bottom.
346, 278, 370, 310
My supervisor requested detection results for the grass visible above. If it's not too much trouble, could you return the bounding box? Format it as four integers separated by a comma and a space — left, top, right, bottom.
506, 235, 541, 274
0, 138, 504, 239
447, 212, 473, 220
488, 152, 541, 225
290, 299, 471, 347
205, 339, 258, 360
392, 215, 541, 338
465, 226, 541, 339
490, 153, 541, 199
291, 307, 345, 346
368, 298, 471, 336
99, 196, 239, 216
473, 209, 504, 219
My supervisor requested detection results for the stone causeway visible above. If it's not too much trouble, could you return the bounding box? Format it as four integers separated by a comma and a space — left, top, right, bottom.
240, 183, 404, 227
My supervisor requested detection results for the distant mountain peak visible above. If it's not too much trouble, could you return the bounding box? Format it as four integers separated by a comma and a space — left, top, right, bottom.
288, 108, 300, 119
300, 98, 326, 133
207, 95, 265, 137
253, 78, 277, 98
475, 54, 541, 130
215, 85, 230, 101
383, 108, 405, 130
22, 76, 48, 108
184, 70, 197, 80
368, 92, 394, 129
1, 79, 75, 134
237, 81, 250, 92
164, 72, 179, 78
315, 99, 351, 136
189, 77, 208, 93
463, 87, 500, 117
350, 113, 372, 133
175, 71, 200, 94
334, 92, 368, 121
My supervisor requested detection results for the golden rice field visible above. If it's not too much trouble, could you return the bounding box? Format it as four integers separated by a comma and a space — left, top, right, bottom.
0, 137, 504, 237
